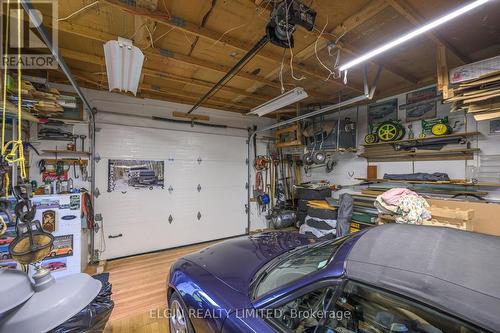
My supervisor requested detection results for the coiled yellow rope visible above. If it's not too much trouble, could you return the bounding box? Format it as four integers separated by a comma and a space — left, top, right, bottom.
2, 0, 27, 198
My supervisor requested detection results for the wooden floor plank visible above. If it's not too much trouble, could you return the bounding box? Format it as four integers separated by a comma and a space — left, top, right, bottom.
104, 241, 219, 331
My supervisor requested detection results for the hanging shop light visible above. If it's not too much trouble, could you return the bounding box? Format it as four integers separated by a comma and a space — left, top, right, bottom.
338, 0, 491, 72
103, 37, 145, 96
248, 87, 308, 117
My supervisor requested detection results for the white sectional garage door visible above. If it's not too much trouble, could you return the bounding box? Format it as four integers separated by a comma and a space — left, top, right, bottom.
94, 123, 248, 259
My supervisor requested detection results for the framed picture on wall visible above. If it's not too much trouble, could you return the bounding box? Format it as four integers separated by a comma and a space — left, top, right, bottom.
108, 160, 165, 192
368, 98, 398, 124
490, 119, 500, 134
405, 86, 437, 122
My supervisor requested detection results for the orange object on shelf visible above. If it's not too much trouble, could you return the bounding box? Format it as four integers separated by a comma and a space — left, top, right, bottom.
367, 165, 377, 180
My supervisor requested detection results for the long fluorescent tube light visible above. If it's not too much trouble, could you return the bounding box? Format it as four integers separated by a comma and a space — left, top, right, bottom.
248, 87, 308, 117
339, 0, 491, 71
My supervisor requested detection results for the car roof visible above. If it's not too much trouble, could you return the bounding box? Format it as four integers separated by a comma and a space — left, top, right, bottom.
345, 224, 500, 332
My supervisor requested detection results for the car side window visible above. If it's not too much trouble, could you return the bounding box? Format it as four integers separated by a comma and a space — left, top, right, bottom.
266, 286, 346, 332
331, 281, 485, 333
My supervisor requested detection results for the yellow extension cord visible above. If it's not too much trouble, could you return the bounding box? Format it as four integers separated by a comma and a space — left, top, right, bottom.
2, 0, 27, 198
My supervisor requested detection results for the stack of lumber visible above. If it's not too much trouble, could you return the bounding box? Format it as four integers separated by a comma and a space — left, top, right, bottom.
31, 86, 64, 117
6, 77, 64, 117
446, 70, 500, 121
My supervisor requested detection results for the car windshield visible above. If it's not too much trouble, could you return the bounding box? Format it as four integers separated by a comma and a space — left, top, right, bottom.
252, 236, 349, 299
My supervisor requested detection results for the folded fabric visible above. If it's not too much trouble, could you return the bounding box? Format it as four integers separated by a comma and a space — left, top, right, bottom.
375, 188, 431, 225
380, 188, 415, 206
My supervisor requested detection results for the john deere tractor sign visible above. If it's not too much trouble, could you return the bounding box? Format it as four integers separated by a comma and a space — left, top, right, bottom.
364, 120, 406, 144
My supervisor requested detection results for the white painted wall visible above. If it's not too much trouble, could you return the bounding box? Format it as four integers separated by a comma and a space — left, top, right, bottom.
303, 85, 500, 201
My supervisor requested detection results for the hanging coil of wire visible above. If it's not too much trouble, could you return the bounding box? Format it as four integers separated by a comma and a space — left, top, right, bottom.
254, 156, 270, 193
254, 155, 270, 171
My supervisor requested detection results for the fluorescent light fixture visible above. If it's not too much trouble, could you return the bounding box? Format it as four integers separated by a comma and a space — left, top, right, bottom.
339, 0, 491, 71
104, 37, 145, 96
248, 87, 308, 117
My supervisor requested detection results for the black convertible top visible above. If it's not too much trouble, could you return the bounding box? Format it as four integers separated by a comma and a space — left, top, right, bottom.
345, 224, 500, 332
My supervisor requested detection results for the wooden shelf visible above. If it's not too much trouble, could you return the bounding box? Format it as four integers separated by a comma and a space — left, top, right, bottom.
360, 148, 479, 162
362, 132, 480, 147
42, 150, 90, 156
357, 178, 500, 188
42, 159, 88, 166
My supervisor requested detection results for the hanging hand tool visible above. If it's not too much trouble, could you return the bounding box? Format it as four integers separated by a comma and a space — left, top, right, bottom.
79, 158, 88, 182
38, 159, 47, 173
72, 161, 79, 179
79, 135, 87, 152
55, 160, 71, 176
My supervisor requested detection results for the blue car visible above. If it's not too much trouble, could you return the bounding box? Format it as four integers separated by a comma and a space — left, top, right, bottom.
167, 224, 500, 333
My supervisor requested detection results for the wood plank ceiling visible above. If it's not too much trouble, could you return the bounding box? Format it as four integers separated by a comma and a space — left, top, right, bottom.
35, 0, 500, 114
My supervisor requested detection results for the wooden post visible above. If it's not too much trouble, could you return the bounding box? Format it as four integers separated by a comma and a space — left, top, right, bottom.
436, 45, 453, 99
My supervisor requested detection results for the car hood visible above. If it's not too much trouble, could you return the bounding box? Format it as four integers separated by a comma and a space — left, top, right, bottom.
183, 232, 315, 294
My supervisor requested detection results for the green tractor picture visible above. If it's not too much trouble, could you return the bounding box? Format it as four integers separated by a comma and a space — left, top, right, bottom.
364, 120, 406, 144
419, 116, 453, 138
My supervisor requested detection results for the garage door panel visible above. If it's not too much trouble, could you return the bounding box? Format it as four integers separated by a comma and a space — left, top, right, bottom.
97, 194, 171, 228
95, 123, 248, 258
167, 161, 246, 188
104, 221, 191, 259
197, 187, 246, 211
196, 207, 247, 239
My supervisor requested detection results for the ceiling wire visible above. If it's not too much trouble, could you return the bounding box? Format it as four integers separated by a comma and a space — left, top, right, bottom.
203, 23, 247, 51
149, 26, 176, 47
58, 0, 100, 22
279, 48, 286, 93
161, 0, 171, 17
145, 24, 155, 48
315, 17, 339, 81
285, 0, 306, 81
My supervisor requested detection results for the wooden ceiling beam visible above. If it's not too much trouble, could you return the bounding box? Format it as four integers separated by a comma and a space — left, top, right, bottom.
59, 15, 341, 101
53, 71, 249, 112
56, 46, 272, 101
102, 0, 361, 93
57, 21, 330, 99
56, 21, 282, 89
142, 69, 271, 101
384, 0, 471, 64
60, 48, 254, 110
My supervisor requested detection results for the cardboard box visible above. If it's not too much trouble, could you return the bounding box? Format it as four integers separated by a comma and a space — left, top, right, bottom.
427, 198, 500, 236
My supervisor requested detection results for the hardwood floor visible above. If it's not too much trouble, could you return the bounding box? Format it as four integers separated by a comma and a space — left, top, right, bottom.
103, 241, 217, 332
101, 229, 287, 332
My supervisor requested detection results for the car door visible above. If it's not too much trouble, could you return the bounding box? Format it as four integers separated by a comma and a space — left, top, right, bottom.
222, 281, 344, 333
299, 280, 487, 333
236, 279, 488, 333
